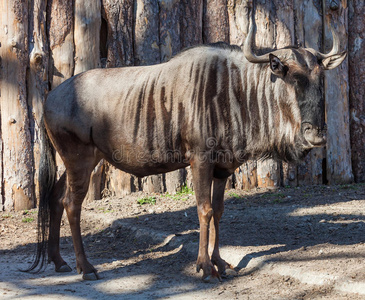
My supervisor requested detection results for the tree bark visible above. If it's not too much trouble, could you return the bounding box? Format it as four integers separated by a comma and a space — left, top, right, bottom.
0, 0, 35, 210
28, 0, 49, 202
134, 0, 165, 193
159, 0, 186, 193
74, 0, 101, 74
159, 0, 180, 62
134, 0, 160, 65
73, 0, 102, 202
203, 0, 229, 43
294, 0, 325, 185
324, 0, 353, 184
101, 0, 138, 198
102, 0, 134, 67
47, 0, 75, 179
47, 0, 74, 89
248, 0, 281, 189
180, 0, 203, 48
348, 1, 365, 182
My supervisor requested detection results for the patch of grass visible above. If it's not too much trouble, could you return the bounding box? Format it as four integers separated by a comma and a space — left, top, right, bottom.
2, 214, 12, 220
162, 185, 194, 201
273, 192, 286, 198
97, 207, 115, 213
262, 192, 287, 203
339, 184, 358, 190
137, 196, 157, 205
178, 185, 194, 195
22, 209, 37, 215
262, 192, 286, 199
22, 217, 34, 223
227, 192, 241, 199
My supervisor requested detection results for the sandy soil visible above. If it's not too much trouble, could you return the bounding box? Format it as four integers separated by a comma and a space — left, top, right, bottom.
1, 184, 365, 299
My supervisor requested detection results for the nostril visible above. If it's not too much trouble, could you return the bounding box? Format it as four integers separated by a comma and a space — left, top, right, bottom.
302, 123, 313, 133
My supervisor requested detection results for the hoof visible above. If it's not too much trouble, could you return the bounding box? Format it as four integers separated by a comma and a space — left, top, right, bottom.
225, 268, 237, 276
82, 272, 99, 281
221, 268, 237, 278
202, 274, 221, 284
56, 264, 72, 273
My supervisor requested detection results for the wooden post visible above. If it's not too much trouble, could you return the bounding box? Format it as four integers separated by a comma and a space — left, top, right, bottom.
203, 0, 229, 44
0, 0, 35, 210
47, 0, 75, 179
229, 0, 256, 189
101, 0, 139, 198
47, 0, 74, 89
294, 0, 325, 185
134, 0, 165, 193
28, 0, 49, 202
74, 0, 101, 74
323, 0, 353, 184
134, 0, 160, 66
73, 0, 102, 202
250, 0, 281, 189
159, 0, 180, 62
102, 0, 134, 67
159, 0, 187, 194
180, 0, 203, 48
348, 1, 365, 182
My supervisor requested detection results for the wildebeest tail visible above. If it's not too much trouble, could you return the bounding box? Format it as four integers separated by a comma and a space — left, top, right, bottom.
22, 117, 58, 273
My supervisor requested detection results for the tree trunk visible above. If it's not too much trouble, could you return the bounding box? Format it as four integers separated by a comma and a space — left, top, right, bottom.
28, 0, 49, 202
47, 0, 74, 89
47, 0, 75, 179
180, 0, 203, 48
324, 0, 353, 184
159, 0, 187, 193
159, 0, 180, 62
102, 0, 134, 67
203, 0, 229, 43
0, 0, 35, 210
348, 1, 365, 182
135, 0, 165, 193
74, 0, 101, 74
101, 0, 138, 198
73, 0, 102, 202
294, 0, 325, 185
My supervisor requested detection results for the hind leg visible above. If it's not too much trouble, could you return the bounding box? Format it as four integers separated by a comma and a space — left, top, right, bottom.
63, 149, 101, 280
47, 173, 72, 272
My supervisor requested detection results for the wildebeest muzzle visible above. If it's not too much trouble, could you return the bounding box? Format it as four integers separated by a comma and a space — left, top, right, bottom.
302, 122, 327, 147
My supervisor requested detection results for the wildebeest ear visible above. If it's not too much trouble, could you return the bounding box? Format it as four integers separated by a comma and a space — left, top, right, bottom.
269, 54, 287, 76
321, 51, 347, 70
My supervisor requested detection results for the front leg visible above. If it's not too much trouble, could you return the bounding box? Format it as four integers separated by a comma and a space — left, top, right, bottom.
190, 159, 219, 282
209, 177, 236, 277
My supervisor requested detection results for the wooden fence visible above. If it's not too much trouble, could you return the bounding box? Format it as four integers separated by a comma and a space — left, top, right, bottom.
0, 0, 364, 211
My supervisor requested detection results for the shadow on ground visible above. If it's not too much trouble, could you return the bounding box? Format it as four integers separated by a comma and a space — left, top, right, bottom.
1, 184, 365, 299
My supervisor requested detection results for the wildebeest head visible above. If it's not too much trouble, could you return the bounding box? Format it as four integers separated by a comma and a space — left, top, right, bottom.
244, 22, 347, 151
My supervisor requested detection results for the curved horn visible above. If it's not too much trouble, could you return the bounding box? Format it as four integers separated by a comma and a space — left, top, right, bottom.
306, 23, 340, 59
243, 19, 271, 63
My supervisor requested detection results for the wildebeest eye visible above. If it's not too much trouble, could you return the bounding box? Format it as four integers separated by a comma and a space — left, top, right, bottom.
292, 74, 309, 87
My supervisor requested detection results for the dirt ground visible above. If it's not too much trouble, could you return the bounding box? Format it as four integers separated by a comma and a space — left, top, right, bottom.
1, 184, 365, 299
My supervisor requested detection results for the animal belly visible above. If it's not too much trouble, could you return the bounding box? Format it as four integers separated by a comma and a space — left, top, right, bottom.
102, 144, 188, 177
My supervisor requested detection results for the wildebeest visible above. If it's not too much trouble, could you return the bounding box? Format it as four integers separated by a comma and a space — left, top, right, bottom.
26, 19, 346, 282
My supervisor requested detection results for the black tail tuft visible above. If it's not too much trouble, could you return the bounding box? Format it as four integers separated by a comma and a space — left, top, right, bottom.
21, 117, 56, 273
